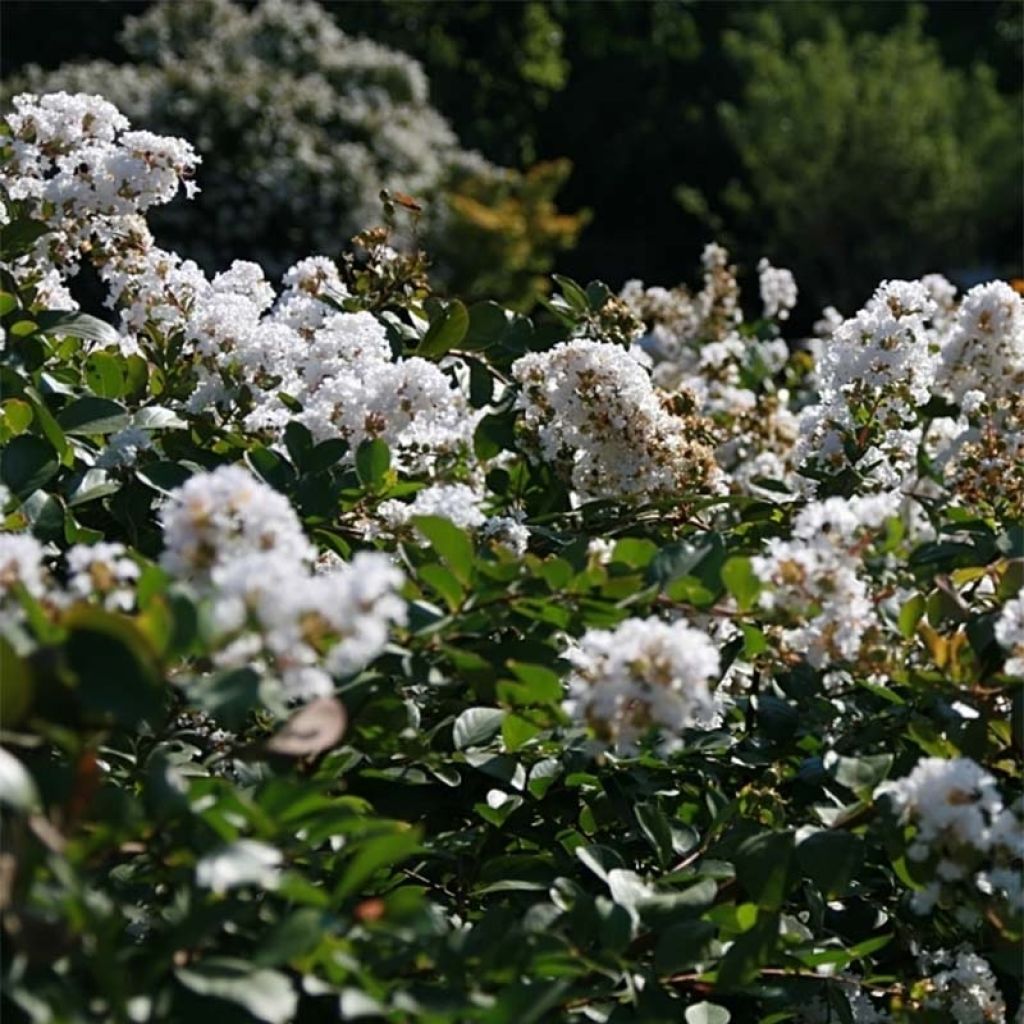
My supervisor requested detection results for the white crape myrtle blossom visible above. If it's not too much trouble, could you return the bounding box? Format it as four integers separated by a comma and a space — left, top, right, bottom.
918, 948, 1008, 1024
0, 534, 49, 606
209, 550, 407, 699
935, 281, 1024, 405
620, 246, 802, 497
994, 593, 1024, 678
159, 467, 406, 700
159, 465, 314, 580
877, 757, 1023, 918
757, 258, 798, 321
511, 339, 719, 504
4, 94, 474, 482
479, 513, 531, 556
195, 840, 283, 895
293, 350, 479, 475
95, 425, 154, 470
794, 280, 943, 492
800, 985, 889, 1023
3, 92, 200, 275
378, 484, 487, 533
565, 616, 720, 752
816, 279, 939, 412
751, 492, 901, 667
66, 542, 140, 611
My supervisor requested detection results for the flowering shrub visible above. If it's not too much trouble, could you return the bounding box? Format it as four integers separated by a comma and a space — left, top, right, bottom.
8, 0, 585, 306
1, 93, 1022, 1023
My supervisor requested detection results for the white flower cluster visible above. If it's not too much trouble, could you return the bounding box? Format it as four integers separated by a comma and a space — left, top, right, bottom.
619, 242, 744, 364
2, 91, 199, 282
0, 534, 49, 613
752, 492, 901, 667
565, 616, 720, 752
511, 339, 719, 503
0, 88, 477, 477
195, 839, 283, 895
995, 593, 1024, 678
66, 542, 139, 612
878, 757, 1023, 919
799, 985, 888, 1024
1, 468, 407, 702
757, 257, 798, 321
935, 281, 1024, 406
160, 466, 407, 698
621, 245, 800, 497
159, 465, 314, 580
918, 948, 1008, 1024
379, 483, 487, 533
797, 276, 1024, 504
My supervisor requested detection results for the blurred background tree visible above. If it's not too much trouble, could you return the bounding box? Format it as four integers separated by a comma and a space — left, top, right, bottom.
3, 0, 586, 309
3, 0, 1020, 321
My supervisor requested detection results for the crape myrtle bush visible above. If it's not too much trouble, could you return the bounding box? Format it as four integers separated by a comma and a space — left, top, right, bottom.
7, 0, 586, 309
0, 93, 1022, 1024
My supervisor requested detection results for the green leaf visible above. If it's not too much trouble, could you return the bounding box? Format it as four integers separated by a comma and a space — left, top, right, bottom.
462, 300, 510, 350
132, 405, 186, 431
63, 605, 164, 727
575, 844, 625, 883
612, 537, 659, 568
686, 1003, 731, 1024
715, 910, 779, 989
654, 920, 717, 974
647, 534, 723, 589
56, 397, 130, 435
84, 351, 125, 398
414, 515, 475, 585
0, 747, 39, 811
3, 399, 33, 434
552, 274, 589, 312
721, 555, 761, 611
418, 562, 464, 611
0, 636, 34, 727
1, 435, 59, 498
506, 662, 562, 703
21, 490, 64, 542
24, 389, 70, 463
454, 707, 506, 750
898, 593, 926, 639
355, 437, 391, 488
734, 830, 794, 910
634, 802, 674, 867
176, 960, 297, 1024
1, 217, 50, 260
527, 758, 561, 799
283, 420, 313, 468
828, 752, 893, 797
67, 468, 119, 507
419, 298, 469, 358
335, 827, 422, 900
137, 461, 193, 494
251, 909, 325, 967
502, 712, 540, 752
35, 310, 120, 347
191, 668, 261, 730
796, 830, 864, 897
